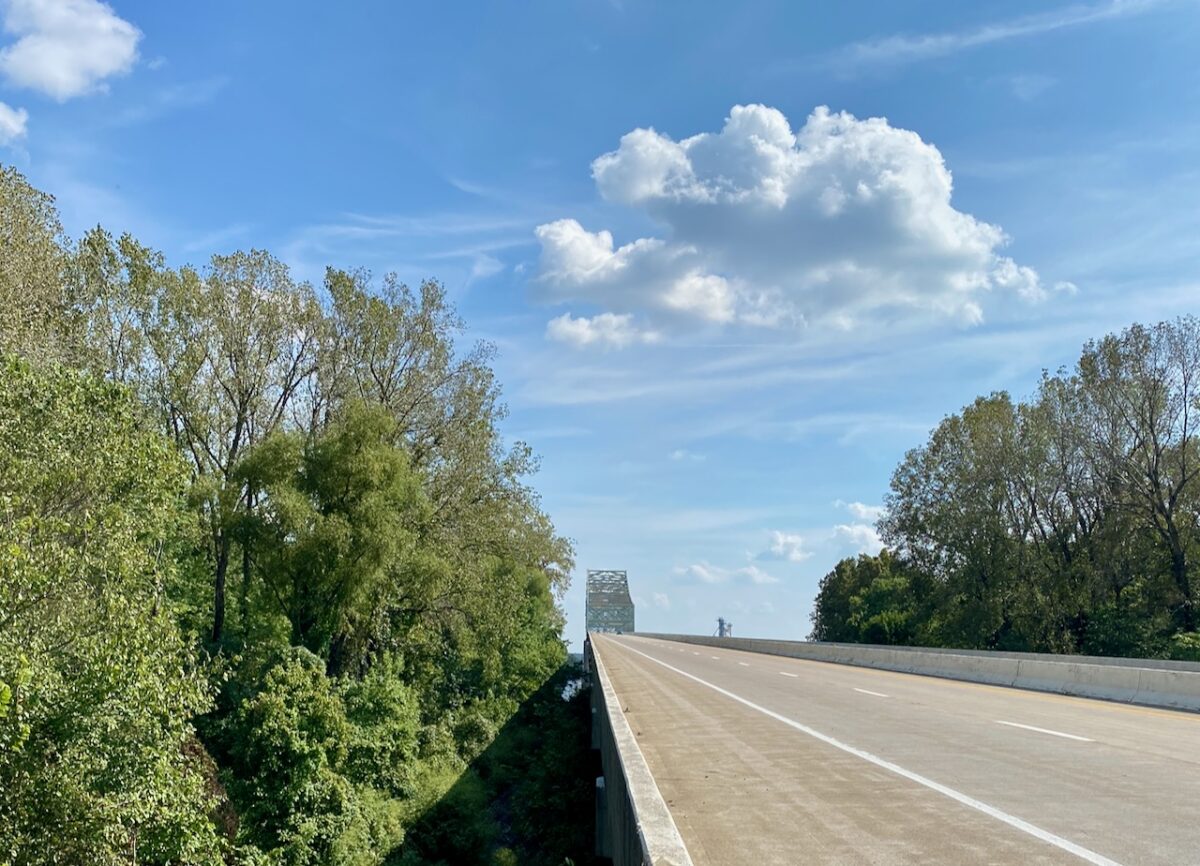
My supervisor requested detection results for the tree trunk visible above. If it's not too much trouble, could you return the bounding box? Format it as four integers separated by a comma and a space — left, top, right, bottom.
327, 631, 348, 678
212, 532, 229, 643
240, 488, 254, 633
1171, 547, 1195, 631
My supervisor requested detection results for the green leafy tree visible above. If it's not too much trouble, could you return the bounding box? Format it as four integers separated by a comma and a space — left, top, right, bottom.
811, 551, 926, 645
226, 647, 404, 866
1077, 319, 1200, 631
141, 250, 323, 642
235, 403, 429, 670
866, 318, 1200, 656
0, 358, 221, 865
0, 166, 75, 361
0, 165, 584, 866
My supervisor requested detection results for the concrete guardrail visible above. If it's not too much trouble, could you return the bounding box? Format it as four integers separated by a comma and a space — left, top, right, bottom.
587, 635, 693, 866
636, 633, 1200, 712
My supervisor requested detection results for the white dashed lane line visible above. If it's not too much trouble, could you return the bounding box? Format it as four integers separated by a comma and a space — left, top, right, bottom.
995, 720, 1093, 742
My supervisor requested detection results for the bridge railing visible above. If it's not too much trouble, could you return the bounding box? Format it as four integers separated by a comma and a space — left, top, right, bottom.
634, 633, 1200, 712
587, 634, 693, 866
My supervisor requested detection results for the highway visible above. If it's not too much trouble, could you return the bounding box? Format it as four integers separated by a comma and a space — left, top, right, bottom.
592, 633, 1200, 865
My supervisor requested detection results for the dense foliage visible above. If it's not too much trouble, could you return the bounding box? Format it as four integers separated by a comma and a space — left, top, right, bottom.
0, 165, 588, 865
811, 318, 1200, 660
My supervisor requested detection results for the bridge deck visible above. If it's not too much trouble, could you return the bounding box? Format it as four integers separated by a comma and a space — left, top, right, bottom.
593, 633, 1200, 865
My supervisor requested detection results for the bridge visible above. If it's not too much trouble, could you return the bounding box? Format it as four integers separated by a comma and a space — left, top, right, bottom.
587, 632, 1200, 865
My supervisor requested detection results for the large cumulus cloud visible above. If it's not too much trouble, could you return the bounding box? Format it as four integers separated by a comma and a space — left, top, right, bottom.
535, 104, 1049, 347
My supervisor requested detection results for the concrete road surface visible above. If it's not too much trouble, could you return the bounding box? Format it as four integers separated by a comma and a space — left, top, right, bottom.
592, 634, 1200, 866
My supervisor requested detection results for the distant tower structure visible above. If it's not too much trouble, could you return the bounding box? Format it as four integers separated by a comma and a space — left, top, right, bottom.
586, 570, 635, 633
716, 617, 733, 638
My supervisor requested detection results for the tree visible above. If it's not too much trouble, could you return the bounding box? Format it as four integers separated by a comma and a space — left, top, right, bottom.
866, 318, 1200, 656
0, 166, 75, 361
882, 394, 1030, 648
71, 226, 162, 386
1077, 319, 1200, 631
142, 250, 323, 642
0, 164, 583, 864
235, 403, 429, 672
810, 551, 925, 645
306, 270, 573, 698
228, 648, 349, 863
0, 358, 221, 865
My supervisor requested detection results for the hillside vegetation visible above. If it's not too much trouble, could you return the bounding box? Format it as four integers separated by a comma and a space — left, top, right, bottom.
812, 317, 1200, 662
0, 165, 592, 865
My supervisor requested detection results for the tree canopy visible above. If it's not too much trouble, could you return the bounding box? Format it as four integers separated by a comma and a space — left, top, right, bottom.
0, 164, 583, 865
812, 318, 1200, 660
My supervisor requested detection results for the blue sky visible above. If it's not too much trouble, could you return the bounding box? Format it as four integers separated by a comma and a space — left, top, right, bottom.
3, 0, 1199, 646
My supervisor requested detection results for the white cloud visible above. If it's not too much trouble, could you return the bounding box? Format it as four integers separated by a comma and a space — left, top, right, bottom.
836, 500, 885, 521
545, 311, 659, 350
834, 522, 885, 555
668, 448, 705, 462
673, 561, 780, 585
836, 1, 1166, 70
0, 0, 141, 101
535, 104, 1047, 344
652, 592, 671, 610
738, 564, 780, 585
673, 562, 724, 584
1007, 74, 1057, 102
764, 530, 812, 563
110, 75, 229, 126
470, 253, 504, 279
0, 100, 27, 143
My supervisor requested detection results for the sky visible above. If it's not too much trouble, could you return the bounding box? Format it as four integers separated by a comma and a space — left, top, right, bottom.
3, 0, 1199, 648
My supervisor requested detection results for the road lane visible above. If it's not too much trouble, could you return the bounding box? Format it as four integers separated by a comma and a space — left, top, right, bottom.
593, 634, 1200, 865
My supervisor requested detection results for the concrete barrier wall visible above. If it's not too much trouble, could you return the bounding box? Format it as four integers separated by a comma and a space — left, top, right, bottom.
587, 636, 693, 866
636, 633, 1200, 712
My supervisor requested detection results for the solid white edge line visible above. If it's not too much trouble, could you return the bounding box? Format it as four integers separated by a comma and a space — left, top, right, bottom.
995, 720, 1094, 742
854, 687, 890, 698
778, 671, 800, 678
621, 643, 1121, 866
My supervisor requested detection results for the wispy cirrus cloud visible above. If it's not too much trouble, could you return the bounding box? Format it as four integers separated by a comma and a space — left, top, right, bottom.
181, 221, 255, 256
673, 561, 779, 585
279, 210, 535, 287
834, 0, 1169, 71
111, 76, 230, 127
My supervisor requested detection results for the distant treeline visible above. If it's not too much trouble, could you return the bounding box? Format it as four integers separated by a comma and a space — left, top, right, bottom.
0, 165, 594, 865
812, 317, 1200, 662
